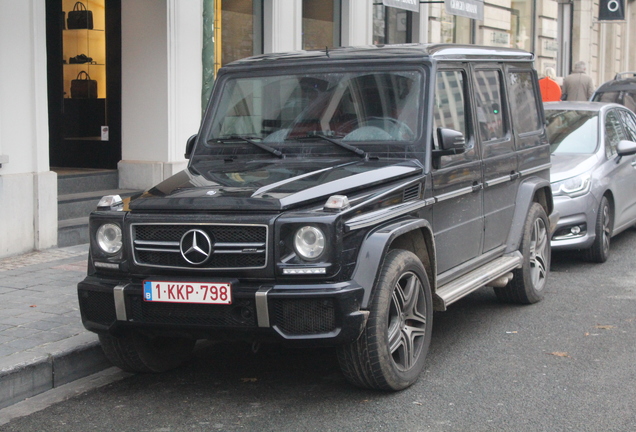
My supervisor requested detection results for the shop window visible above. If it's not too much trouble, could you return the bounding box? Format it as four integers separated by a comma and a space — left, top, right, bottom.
511, 0, 534, 52
439, 10, 472, 44
373, 4, 412, 44
219, 0, 263, 67
302, 0, 341, 50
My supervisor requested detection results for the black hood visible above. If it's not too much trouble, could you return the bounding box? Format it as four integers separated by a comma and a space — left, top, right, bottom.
128, 158, 423, 212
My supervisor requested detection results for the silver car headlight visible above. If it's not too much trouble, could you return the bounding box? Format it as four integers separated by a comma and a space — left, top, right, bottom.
551, 174, 592, 198
96, 223, 123, 254
293, 226, 326, 261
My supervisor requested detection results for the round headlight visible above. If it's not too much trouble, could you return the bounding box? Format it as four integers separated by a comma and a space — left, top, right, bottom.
96, 223, 122, 254
294, 226, 325, 260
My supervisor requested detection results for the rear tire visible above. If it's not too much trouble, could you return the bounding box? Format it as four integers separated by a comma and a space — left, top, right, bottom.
99, 332, 195, 373
337, 249, 432, 391
584, 196, 612, 263
494, 203, 550, 304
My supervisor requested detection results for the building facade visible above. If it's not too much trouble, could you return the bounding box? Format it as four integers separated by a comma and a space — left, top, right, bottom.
0, 0, 634, 258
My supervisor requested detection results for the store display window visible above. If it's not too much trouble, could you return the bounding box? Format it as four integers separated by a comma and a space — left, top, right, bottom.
302, 0, 341, 50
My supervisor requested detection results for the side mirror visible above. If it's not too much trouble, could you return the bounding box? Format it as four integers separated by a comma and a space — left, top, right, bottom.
184, 134, 197, 159
433, 128, 466, 156
617, 140, 636, 157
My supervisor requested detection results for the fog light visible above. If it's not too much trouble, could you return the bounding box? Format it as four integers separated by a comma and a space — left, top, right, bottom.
570, 226, 581, 235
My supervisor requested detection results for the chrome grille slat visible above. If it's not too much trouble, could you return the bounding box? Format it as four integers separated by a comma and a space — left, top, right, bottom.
131, 223, 268, 270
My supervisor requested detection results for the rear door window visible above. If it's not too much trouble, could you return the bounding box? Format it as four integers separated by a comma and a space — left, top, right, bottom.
473, 69, 506, 142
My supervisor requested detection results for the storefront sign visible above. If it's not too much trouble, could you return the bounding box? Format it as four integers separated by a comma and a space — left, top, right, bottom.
382, 0, 419, 13
599, 0, 624, 20
444, 0, 484, 20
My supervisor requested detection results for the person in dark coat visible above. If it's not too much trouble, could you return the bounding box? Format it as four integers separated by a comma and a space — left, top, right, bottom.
562, 61, 595, 101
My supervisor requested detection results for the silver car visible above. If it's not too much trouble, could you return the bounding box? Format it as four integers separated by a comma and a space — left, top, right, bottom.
545, 101, 636, 262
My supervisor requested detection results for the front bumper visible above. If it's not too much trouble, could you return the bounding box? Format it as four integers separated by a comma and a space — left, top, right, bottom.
550, 193, 599, 250
78, 276, 368, 346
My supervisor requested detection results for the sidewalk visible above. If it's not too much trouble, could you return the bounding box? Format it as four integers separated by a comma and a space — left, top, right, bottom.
0, 245, 111, 409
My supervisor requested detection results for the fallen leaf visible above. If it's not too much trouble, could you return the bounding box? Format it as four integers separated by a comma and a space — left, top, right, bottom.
413, 401, 422, 405
29, 305, 37, 308
548, 352, 570, 358
584, 332, 590, 336
595, 325, 616, 330
240, 378, 257, 383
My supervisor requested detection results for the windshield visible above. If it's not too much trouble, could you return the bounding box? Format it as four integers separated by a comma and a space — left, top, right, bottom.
197, 69, 423, 159
546, 109, 599, 154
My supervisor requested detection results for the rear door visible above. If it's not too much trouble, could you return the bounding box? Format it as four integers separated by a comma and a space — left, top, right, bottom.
431, 66, 484, 273
471, 65, 517, 253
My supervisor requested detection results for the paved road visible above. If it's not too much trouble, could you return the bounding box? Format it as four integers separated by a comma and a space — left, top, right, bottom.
2, 230, 636, 432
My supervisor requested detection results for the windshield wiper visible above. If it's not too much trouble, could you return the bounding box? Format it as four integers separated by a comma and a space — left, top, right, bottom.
300, 132, 368, 159
210, 135, 284, 159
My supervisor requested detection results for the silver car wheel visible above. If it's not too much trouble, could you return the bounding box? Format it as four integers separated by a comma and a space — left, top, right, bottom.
529, 217, 549, 291
601, 203, 611, 256
387, 271, 428, 372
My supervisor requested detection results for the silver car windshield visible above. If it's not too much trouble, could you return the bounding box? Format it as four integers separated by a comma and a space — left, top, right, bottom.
203, 70, 422, 147
546, 110, 599, 154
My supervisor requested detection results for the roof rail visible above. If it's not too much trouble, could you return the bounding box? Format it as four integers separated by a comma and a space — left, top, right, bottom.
614, 72, 636, 80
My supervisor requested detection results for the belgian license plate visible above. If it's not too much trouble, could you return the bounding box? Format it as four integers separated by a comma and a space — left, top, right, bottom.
143, 281, 232, 304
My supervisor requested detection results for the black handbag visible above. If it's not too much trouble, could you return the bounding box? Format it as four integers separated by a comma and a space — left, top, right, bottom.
67, 2, 94, 29
71, 71, 97, 99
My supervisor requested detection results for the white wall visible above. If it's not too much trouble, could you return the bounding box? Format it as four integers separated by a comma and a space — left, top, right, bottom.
119, 0, 202, 190
0, 0, 57, 258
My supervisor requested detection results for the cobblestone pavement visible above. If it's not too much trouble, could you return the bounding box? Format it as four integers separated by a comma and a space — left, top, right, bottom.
0, 245, 90, 358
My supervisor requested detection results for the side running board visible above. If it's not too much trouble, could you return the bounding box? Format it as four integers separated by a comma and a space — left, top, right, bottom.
434, 253, 523, 311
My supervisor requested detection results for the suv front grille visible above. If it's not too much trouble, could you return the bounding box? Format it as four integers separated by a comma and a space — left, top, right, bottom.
131, 223, 268, 270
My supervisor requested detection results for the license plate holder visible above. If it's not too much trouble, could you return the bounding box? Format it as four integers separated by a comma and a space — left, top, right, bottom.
143, 280, 232, 305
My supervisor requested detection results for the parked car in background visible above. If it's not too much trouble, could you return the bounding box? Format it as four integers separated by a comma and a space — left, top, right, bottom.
592, 72, 636, 113
545, 101, 636, 262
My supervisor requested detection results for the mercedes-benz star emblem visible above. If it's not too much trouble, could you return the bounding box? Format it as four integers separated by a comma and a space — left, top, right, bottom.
180, 229, 213, 265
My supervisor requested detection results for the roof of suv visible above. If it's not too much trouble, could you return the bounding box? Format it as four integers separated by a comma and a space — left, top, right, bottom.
594, 72, 636, 93
226, 44, 534, 67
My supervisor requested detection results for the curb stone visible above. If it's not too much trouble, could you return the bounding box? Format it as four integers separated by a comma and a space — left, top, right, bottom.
0, 333, 109, 410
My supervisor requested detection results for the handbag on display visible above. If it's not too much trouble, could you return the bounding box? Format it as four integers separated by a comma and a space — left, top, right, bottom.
67, 2, 94, 30
71, 71, 97, 99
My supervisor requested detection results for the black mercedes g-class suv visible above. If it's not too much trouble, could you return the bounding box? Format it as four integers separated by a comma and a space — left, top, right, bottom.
78, 44, 557, 391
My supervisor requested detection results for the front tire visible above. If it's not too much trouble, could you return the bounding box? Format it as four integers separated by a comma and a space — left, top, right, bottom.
99, 332, 195, 373
585, 196, 612, 263
494, 203, 550, 304
337, 249, 433, 391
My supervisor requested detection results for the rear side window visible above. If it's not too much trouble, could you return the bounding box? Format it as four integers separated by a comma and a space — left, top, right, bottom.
508, 71, 541, 134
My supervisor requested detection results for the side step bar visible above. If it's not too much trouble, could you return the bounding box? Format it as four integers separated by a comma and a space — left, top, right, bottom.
434, 253, 523, 311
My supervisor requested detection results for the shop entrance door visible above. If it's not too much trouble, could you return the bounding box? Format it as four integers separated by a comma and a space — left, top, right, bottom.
45, 0, 121, 169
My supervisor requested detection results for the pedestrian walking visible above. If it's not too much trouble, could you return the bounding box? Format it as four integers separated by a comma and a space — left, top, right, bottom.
562, 61, 595, 101
538, 67, 562, 102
